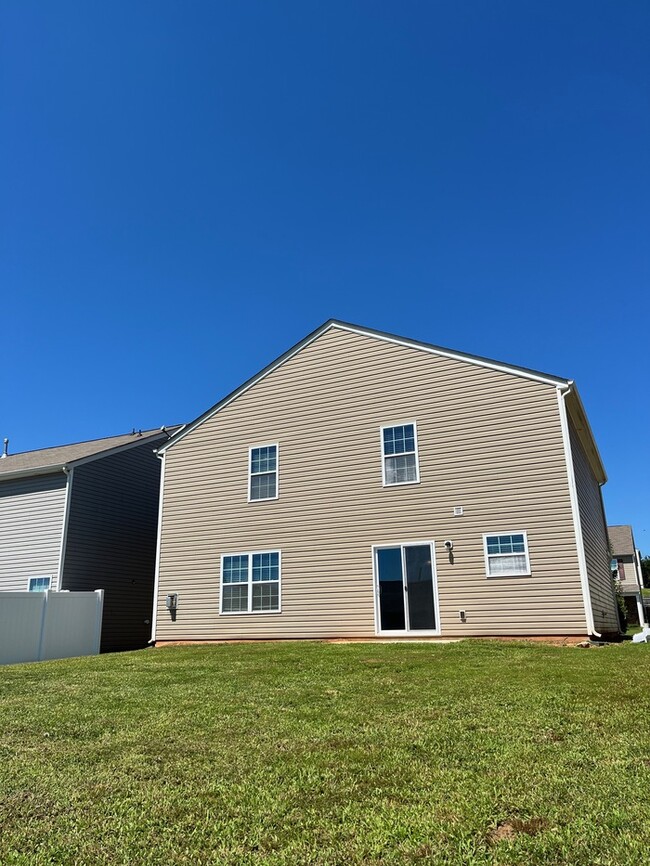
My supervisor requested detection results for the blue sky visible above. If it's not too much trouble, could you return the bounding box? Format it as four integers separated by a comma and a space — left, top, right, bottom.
2, 2, 648, 548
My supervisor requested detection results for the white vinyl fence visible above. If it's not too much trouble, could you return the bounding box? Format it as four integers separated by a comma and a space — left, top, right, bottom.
0, 590, 104, 666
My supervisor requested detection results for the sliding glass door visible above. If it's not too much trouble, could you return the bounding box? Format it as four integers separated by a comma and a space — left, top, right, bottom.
375, 543, 438, 634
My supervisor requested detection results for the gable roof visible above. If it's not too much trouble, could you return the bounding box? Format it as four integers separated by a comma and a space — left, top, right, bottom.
0, 428, 176, 481
158, 319, 572, 456
608, 525, 637, 557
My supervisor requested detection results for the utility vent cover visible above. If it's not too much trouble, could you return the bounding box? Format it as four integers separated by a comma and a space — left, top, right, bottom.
453, 506, 464, 516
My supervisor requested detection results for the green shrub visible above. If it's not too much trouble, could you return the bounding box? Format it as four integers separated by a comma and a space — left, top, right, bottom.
616, 589, 628, 632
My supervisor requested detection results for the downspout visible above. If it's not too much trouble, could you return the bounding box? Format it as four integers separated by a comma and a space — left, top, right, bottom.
57, 465, 74, 591
557, 386, 601, 638
149, 450, 166, 645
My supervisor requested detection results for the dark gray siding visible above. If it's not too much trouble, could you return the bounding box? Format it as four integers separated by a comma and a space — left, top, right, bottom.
61, 441, 162, 651
0, 473, 67, 591
569, 421, 620, 636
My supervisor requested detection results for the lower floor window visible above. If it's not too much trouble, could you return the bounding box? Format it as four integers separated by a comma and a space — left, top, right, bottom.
28, 576, 52, 592
221, 551, 280, 613
483, 533, 530, 576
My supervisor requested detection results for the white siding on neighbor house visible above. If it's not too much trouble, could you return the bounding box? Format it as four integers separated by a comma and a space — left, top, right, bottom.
569, 421, 620, 635
156, 326, 589, 641
0, 473, 67, 591
615, 555, 641, 594
61, 441, 162, 652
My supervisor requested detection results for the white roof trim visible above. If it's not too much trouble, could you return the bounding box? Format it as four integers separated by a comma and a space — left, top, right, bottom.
158, 320, 570, 455
335, 323, 568, 387
65, 431, 169, 469
564, 386, 607, 485
0, 464, 67, 482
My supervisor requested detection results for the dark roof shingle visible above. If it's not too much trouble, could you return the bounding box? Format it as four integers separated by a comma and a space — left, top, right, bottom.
0, 429, 173, 478
608, 525, 636, 557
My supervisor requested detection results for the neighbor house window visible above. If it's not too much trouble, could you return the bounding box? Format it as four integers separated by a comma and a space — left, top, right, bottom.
28, 576, 51, 592
249, 445, 278, 501
483, 533, 530, 577
381, 423, 419, 485
221, 551, 281, 614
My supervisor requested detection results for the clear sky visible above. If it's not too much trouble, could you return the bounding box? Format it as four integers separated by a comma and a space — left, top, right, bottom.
2, 2, 648, 549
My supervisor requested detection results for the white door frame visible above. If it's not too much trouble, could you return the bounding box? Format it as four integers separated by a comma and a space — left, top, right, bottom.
372, 541, 441, 636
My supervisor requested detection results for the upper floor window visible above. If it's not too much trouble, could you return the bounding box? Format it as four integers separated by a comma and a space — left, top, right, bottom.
249, 444, 278, 501
381, 423, 419, 485
28, 576, 51, 592
483, 533, 530, 577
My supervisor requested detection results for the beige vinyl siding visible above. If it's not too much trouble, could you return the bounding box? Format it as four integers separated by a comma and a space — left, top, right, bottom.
156, 327, 588, 640
62, 441, 162, 651
569, 421, 620, 635
0, 474, 67, 591
616, 555, 641, 593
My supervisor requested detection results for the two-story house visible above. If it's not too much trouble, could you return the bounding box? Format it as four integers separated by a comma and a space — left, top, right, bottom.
0, 428, 174, 651
152, 320, 620, 643
608, 525, 647, 628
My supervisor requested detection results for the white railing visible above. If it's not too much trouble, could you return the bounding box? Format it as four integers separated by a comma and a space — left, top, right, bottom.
0, 590, 104, 666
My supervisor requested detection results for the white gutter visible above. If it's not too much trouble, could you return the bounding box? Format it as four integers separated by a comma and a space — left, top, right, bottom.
0, 464, 67, 481
149, 451, 166, 645
557, 386, 600, 638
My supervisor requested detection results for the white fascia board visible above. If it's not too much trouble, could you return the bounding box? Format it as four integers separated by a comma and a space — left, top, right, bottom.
0, 433, 171, 482
564, 386, 607, 485
0, 464, 66, 482
557, 386, 599, 637
335, 323, 569, 387
66, 432, 169, 469
158, 320, 570, 455
157, 322, 336, 454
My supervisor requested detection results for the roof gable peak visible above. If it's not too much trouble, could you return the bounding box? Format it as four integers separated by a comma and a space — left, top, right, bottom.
158, 319, 569, 454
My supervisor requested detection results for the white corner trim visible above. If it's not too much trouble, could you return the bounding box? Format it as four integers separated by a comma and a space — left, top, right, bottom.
149, 452, 166, 644
56, 466, 74, 590
557, 387, 599, 637
634, 548, 645, 593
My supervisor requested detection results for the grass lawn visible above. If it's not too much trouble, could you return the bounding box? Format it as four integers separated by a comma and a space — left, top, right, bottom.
1, 640, 649, 865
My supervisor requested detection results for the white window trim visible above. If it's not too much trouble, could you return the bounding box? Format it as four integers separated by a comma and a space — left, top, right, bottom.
371, 541, 441, 636
380, 422, 421, 487
482, 531, 531, 578
248, 443, 279, 503
27, 575, 52, 592
219, 550, 282, 615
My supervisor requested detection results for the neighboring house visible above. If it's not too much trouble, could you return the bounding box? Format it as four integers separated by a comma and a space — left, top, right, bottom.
0, 429, 174, 652
152, 320, 620, 644
608, 525, 647, 627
